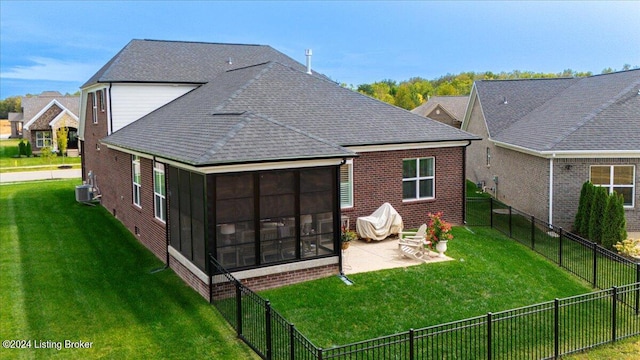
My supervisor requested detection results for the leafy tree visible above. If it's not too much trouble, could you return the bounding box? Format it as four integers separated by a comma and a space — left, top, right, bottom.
574, 181, 591, 235
588, 186, 608, 244
56, 125, 69, 162
0, 96, 22, 119
394, 83, 421, 110
435, 82, 457, 96
601, 192, 627, 250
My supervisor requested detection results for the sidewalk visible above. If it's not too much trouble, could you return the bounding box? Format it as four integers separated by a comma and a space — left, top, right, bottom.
0, 169, 81, 183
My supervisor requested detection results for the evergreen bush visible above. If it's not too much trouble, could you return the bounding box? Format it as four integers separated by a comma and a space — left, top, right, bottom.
601, 193, 627, 250
574, 181, 591, 235
25, 140, 32, 157
579, 182, 595, 236
588, 186, 608, 244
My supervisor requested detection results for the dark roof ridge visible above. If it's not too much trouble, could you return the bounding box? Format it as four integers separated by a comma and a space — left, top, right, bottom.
213, 62, 276, 112
545, 75, 640, 150
139, 38, 265, 47
478, 77, 575, 83
194, 113, 253, 163
584, 68, 640, 79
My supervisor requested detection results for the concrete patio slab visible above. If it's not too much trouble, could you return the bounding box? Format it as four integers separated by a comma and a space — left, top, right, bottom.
341, 236, 453, 275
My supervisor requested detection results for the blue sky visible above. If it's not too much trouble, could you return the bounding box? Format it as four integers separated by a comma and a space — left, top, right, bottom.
1, 1, 639, 99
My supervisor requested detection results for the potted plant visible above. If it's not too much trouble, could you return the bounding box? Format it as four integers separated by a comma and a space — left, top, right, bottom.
425, 212, 453, 257
341, 227, 357, 250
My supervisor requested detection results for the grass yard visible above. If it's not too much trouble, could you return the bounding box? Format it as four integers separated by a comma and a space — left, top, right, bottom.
0, 179, 258, 359
260, 226, 595, 348
0, 139, 81, 172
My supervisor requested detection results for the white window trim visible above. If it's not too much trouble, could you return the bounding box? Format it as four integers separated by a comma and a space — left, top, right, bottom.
153, 162, 166, 222
340, 160, 354, 209
91, 92, 98, 124
402, 157, 435, 202
36, 131, 52, 148
590, 164, 635, 208
99, 89, 106, 112
132, 155, 141, 208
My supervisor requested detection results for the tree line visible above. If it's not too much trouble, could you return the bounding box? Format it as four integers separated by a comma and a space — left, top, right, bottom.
345, 64, 636, 110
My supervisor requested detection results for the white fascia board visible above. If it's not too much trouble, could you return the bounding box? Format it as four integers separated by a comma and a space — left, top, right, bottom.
104, 144, 155, 160
347, 140, 471, 153
492, 139, 640, 159
158, 157, 346, 175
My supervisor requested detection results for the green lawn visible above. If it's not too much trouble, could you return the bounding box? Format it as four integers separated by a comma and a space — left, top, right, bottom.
0, 139, 81, 172
0, 179, 257, 359
260, 226, 595, 348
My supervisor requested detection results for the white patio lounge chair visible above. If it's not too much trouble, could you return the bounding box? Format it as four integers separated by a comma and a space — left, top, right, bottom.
398, 224, 430, 261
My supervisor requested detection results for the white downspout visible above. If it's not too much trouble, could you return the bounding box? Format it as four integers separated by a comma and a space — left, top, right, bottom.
549, 155, 554, 225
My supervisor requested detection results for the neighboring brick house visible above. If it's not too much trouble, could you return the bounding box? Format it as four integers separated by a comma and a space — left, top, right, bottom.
78, 39, 479, 297
411, 95, 469, 128
462, 70, 640, 233
10, 91, 80, 154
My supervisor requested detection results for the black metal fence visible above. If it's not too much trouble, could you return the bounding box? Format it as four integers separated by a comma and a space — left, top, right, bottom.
207, 198, 640, 359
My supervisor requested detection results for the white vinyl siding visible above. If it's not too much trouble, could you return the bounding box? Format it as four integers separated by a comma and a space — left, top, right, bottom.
110, 84, 197, 133
340, 161, 353, 208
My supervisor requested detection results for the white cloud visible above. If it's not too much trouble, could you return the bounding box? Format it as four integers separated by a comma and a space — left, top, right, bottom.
0, 57, 98, 82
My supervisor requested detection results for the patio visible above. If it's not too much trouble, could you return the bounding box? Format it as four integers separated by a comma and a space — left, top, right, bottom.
341, 236, 453, 274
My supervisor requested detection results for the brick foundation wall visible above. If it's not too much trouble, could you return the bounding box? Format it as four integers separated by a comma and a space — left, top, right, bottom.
170, 254, 210, 299
239, 264, 339, 293
342, 147, 466, 230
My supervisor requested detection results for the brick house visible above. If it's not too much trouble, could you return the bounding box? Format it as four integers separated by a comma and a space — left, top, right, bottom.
78, 39, 478, 297
462, 70, 640, 232
10, 91, 80, 154
411, 95, 469, 129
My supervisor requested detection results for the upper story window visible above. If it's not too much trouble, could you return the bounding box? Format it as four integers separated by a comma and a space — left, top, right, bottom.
99, 90, 105, 112
132, 155, 141, 207
340, 161, 353, 208
153, 162, 166, 222
91, 92, 98, 124
403, 157, 435, 201
36, 131, 52, 148
590, 165, 635, 208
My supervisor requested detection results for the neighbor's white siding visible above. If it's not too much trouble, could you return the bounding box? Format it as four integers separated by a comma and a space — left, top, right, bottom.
110, 84, 197, 133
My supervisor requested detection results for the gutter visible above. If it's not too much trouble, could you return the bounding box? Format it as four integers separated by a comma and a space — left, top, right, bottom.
549, 154, 554, 226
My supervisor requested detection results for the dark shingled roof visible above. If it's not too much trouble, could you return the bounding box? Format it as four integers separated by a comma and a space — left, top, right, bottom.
103, 62, 479, 165
411, 95, 469, 121
475, 69, 640, 152
82, 39, 318, 88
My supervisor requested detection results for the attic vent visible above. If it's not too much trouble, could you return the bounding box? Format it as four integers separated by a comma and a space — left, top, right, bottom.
227, 57, 232, 65
503, 96, 508, 105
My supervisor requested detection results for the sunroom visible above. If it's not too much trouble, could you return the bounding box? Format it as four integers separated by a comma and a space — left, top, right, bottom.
167, 163, 346, 274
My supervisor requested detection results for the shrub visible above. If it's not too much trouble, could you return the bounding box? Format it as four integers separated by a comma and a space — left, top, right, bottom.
25, 140, 32, 157
574, 181, 591, 235
588, 186, 608, 244
601, 193, 627, 250
613, 238, 640, 258
578, 182, 595, 236
18, 139, 26, 156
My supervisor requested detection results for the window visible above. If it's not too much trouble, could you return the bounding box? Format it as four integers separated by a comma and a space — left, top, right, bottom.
590, 165, 635, 207
340, 161, 353, 208
35, 131, 52, 148
486, 147, 491, 167
403, 157, 435, 201
91, 92, 98, 124
132, 155, 141, 207
153, 162, 166, 222
99, 90, 105, 112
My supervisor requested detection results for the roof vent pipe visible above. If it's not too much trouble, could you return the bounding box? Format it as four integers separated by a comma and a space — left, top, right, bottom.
305, 49, 312, 74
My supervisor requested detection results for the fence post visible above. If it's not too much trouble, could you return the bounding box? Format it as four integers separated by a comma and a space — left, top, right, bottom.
636, 264, 640, 315
487, 312, 492, 360
530, 215, 535, 250
490, 198, 494, 228
612, 287, 617, 343
558, 228, 563, 268
409, 328, 415, 360
318, 348, 323, 360
289, 323, 295, 360
266, 300, 272, 360
592, 242, 598, 288
554, 298, 559, 360
236, 281, 243, 336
